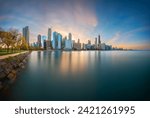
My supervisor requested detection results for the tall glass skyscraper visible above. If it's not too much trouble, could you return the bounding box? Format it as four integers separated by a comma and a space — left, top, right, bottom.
95, 37, 97, 45
52, 32, 62, 49
98, 35, 101, 44
22, 26, 29, 45
52, 32, 58, 49
37, 34, 42, 47
58, 33, 62, 49
47, 28, 52, 49
48, 28, 52, 41
98, 34, 101, 50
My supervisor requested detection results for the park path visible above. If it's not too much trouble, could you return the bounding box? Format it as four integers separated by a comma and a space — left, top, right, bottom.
0, 51, 29, 60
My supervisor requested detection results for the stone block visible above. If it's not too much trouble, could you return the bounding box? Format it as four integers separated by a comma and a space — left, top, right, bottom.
7, 72, 16, 80
0, 72, 6, 79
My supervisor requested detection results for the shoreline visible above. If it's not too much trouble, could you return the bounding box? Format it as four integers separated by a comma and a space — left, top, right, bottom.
0, 51, 29, 60
0, 51, 31, 91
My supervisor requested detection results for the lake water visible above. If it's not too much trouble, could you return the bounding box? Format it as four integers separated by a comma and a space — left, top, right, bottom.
1, 51, 150, 100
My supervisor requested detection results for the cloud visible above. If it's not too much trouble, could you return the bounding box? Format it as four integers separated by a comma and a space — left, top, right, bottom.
107, 32, 121, 45
45, 0, 97, 41
117, 42, 150, 50
106, 26, 150, 49
124, 26, 150, 36
0, 0, 98, 43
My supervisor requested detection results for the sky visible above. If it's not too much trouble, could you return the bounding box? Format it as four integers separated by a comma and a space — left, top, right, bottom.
0, 0, 150, 49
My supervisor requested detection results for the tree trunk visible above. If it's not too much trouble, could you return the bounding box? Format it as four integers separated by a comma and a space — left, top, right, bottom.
7, 45, 9, 53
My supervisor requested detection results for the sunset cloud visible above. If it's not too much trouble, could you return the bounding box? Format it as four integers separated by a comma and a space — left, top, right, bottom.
0, 0, 150, 49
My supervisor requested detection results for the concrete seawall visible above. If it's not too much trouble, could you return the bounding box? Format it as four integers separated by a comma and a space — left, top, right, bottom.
0, 52, 31, 90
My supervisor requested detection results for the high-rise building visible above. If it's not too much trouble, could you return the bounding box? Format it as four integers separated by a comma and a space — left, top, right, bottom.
65, 39, 73, 50
101, 43, 106, 50
88, 40, 91, 44
73, 39, 81, 50
78, 39, 80, 44
22, 26, 29, 45
68, 33, 72, 40
43, 40, 47, 50
37, 34, 42, 48
48, 28, 52, 48
48, 28, 52, 41
57, 33, 62, 49
62, 36, 67, 49
46, 40, 51, 50
95, 37, 97, 45
94, 37, 97, 49
97, 34, 101, 50
52, 32, 62, 49
52, 32, 58, 49
98, 35, 101, 44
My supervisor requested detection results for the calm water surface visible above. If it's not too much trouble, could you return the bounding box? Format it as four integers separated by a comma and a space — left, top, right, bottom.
1, 51, 150, 100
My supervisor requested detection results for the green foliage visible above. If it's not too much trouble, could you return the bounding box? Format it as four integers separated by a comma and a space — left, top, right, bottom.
0, 27, 29, 54
20, 36, 29, 50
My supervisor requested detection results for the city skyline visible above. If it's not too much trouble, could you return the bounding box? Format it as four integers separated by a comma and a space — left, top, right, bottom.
0, 0, 150, 50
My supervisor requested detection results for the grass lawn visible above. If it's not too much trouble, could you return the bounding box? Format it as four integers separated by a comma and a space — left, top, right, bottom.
0, 49, 26, 56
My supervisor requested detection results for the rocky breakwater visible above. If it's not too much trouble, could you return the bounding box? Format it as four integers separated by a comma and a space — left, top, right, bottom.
0, 52, 31, 90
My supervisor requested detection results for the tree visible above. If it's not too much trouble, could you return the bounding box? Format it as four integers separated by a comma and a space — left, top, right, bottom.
0, 30, 13, 52
0, 27, 29, 53
9, 28, 19, 52
20, 36, 29, 50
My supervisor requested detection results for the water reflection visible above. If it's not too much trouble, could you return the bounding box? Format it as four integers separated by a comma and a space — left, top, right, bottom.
31, 51, 102, 76
60, 51, 88, 75
1, 50, 150, 100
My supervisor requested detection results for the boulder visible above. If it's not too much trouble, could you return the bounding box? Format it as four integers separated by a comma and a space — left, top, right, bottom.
11, 62, 18, 68
3, 67, 12, 75
0, 81, 3, 90
0, 72, 6, 80
0, 62, 7, 68
7, 71, 16, 80
11, 70, 17, 75
0, 67, 3, 73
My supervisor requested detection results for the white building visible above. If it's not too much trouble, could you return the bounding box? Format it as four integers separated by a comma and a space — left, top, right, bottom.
101, 43, 106, 50
65, 39, 73, 50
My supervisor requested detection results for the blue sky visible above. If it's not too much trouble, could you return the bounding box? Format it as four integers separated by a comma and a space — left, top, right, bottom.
0, 0, 150, 49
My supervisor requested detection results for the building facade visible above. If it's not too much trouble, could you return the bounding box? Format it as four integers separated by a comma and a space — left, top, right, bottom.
65, 39, 73, 50
22, 26, 29, 45
43, 40, 47, 50
48, 28, 52, 48
68, 33, 72, 40
52, 32, 62, 49
37, 34, 42, 48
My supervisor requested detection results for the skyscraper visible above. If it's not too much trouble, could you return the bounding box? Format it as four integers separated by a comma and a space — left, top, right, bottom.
48, 28, 52, 41
78, 39, 80, 44
57, 33, 62, 49
98, 35, 101, 44
47, 28, 52, 49
37, 34, 42, 48
52, 32, 62, 49
46, 40, 50, 50
52, 32, 58, 49
88, 40, 91, 44
95, 37, 97, 45
43, 40, 47, 50
98, 34, 101, 50
22, 26, 29, 45
68, 33, 72, 40
65, 39, 73, 50
73, 39, 81, 50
